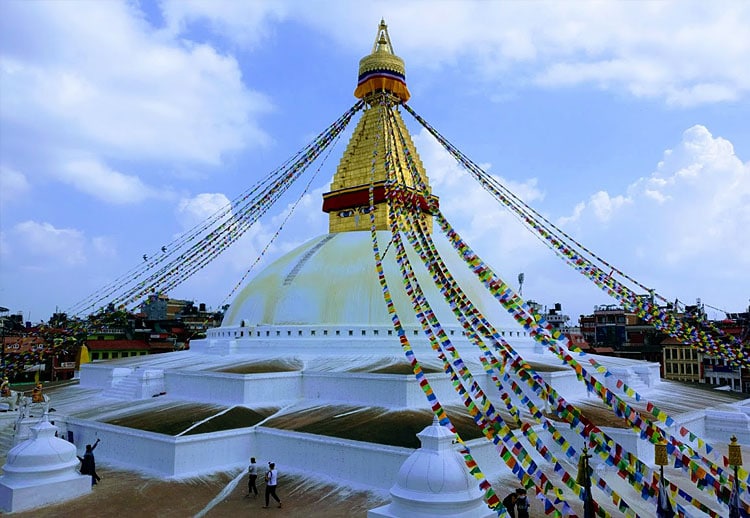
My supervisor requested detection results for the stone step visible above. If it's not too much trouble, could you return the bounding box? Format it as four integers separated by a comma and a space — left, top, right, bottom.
100, 375, 141, 399
100, 370, 165, 400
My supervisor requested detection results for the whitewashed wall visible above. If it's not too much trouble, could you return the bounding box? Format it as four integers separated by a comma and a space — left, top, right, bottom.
61, 417, 414, 484
63, 417, 257, 477
253, 427, 417, 491
302, 372, 460, 408
164, 371, 301, 406
78, 364, 132, 389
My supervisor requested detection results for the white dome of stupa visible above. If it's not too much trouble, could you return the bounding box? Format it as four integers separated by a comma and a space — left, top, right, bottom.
223, 230, 520, 333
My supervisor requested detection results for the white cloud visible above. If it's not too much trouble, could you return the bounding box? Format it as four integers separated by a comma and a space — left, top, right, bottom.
176, 192, 232, 230
12, 221, 87, 266
413, 128, 547, 266
0, 165, 30, 203
62, 158, 163, 204
175, 186, 328, 282
91, 236, 117, 259
0, 0, 272, 198
160, 0, 289, 49
587, 191, 631, 223
403, 124, 748, 315
258, 1, 750, 107
558, 125, 749, 308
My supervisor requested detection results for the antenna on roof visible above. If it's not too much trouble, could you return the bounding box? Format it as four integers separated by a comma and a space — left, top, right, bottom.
518, 273, 525, 297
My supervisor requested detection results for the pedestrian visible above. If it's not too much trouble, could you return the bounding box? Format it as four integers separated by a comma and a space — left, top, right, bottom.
246, 457, 258, 498
262, 462, 282, 509
515, 487, 530, 518
502, 490, 518, 518
77, 438, 102, 486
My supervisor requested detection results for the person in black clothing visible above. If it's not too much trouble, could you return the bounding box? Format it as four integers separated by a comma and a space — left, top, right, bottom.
78, 438, 101, 486
516, 487, 530, 518
502, 491, 518, 518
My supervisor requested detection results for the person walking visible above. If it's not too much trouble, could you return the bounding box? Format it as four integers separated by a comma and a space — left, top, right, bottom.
246, 457, 259, 498
262, 462, 282, 509
515, 488, 530, 518
502, 490, 518, 518
77, 438, 101, 486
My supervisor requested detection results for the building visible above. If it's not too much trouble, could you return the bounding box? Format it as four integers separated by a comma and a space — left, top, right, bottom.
698, 316, 748, 392
661, 337, 702, 383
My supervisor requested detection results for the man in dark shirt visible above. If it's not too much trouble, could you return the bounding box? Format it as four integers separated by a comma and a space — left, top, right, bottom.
502, 491, 517, 518
516, 487, 530, 518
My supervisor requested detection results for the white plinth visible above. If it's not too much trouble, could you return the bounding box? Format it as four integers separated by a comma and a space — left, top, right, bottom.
0, 475, 91, 513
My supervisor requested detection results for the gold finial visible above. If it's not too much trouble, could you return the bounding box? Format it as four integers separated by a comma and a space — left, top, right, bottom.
372, 19, 394, 54
729, 435, 743, 466
354, 19, 410, 102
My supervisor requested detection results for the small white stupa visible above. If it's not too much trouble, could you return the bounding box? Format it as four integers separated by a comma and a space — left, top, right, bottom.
368, 416, 495, 518
0, 416, 91, 513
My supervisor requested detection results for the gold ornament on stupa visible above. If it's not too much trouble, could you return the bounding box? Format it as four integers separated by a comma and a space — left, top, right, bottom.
353, 19, 411, 102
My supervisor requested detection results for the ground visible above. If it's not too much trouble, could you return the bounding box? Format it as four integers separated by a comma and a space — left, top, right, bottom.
3, 461, 549, 517
7, 465, 389, 517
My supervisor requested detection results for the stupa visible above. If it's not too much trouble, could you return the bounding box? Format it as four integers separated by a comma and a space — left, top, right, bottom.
0, 417, 91, 512
2, 19, 749, 517
368, 416, 495, 517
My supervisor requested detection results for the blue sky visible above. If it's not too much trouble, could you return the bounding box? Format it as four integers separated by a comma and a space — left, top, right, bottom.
1, 0, 748, 324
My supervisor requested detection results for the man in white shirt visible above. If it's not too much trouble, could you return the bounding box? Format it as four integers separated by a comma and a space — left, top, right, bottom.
263, 462, 282, 509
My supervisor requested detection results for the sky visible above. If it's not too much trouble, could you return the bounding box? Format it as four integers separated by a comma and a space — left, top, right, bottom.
1, 0, 749, 324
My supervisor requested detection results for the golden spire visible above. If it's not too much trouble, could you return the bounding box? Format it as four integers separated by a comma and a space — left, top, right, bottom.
322, 20, 436, 234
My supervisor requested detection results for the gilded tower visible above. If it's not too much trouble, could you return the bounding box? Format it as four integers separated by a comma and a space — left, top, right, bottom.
322, 20, 438, 233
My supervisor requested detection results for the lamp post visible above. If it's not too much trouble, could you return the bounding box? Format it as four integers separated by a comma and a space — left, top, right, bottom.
655, 439, 675, 517
0, 306, 9, 378
729, 435, 743, 518
576, 444, 594, 518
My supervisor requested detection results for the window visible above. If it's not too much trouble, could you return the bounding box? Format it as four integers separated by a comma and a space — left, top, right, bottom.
336, 330, 340, 336
311, 330, 316, 336
374, 330, 379, 335
348, 330, 353, 336
323, 330, 328, 336
361, 330, 366, 336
